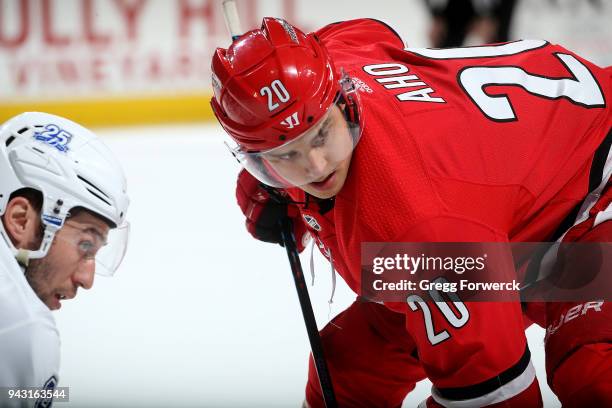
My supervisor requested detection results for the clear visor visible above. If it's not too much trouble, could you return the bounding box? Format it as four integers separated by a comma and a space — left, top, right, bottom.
56, 222, 130, 277
227, 76, 361, 188
96, 223, 129, 276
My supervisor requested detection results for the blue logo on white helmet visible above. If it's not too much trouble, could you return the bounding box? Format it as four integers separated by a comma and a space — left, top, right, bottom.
33, 124, 73, 153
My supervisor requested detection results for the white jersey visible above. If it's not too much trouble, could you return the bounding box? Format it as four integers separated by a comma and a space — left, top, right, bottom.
0, 242, 60, 407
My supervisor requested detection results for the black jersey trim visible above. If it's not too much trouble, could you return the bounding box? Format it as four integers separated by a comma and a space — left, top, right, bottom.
435, 345, 531, 400
589, 126, 612, 194
550, 126, 612, 241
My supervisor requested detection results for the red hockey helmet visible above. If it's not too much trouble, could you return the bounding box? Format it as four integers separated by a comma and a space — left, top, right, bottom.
211, 18, 362, 188
211, 17, 338, 151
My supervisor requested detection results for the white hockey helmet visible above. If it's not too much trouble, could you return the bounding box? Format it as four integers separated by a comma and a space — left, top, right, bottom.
0, 112, 130, 276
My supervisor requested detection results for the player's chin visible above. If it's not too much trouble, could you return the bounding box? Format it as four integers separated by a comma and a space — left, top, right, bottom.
46, 294, 62, 310
306, 188, 337, 199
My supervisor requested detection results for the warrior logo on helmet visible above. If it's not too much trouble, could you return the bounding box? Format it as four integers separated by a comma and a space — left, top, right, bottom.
280, 112, 300, 129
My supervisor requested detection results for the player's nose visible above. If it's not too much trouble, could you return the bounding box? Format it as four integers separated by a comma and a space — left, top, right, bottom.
73, 259, 95, 290
305, 148, 328, 178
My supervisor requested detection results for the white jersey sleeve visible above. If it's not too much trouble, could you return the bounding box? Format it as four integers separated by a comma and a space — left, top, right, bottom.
0, 243, 60, 408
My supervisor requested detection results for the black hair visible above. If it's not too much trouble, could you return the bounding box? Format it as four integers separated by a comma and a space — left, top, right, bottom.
7, 188, 45, 240
9, 188, 43, 213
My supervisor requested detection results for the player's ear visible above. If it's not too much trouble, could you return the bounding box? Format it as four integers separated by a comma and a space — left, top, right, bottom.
2, 196, 41, 250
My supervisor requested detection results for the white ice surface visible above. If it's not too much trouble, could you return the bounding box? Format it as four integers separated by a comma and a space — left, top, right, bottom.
53, 123, 560, 407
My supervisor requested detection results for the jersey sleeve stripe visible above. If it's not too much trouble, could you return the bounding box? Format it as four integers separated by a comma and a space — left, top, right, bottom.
433, 345, 533, 402
523, 127, 612, 288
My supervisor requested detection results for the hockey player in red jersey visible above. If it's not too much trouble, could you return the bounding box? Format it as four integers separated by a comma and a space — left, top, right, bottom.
212, 18, 612, 407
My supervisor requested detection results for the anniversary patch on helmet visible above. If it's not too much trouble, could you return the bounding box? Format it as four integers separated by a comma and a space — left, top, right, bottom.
33, 124, 72, 153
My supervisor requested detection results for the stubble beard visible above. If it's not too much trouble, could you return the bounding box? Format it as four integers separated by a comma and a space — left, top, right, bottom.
24, 257, 52, 306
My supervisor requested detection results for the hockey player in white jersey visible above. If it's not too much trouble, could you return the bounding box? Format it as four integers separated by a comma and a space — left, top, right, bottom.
0, 112, 129, 407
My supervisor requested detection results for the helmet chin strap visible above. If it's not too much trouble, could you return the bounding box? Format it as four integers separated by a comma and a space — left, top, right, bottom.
15, 249, 30, 268
2, 223, 59, 270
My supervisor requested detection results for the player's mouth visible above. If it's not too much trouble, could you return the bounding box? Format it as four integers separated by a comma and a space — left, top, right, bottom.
309, 170, 337, 191
52, 292, 75, 310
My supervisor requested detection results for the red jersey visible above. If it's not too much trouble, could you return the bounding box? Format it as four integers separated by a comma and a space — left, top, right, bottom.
286, 19, 611, 406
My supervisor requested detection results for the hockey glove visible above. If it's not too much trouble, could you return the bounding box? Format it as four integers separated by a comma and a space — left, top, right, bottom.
236, 169, 309, 252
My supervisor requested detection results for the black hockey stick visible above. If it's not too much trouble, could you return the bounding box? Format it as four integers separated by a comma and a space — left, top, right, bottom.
219, 2, 337, 404
279, 217, 338, 408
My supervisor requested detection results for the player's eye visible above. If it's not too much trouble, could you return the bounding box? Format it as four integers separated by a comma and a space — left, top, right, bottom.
78, 240, 96, 258
77, 232, 106, 259
270, 151, 299, 162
